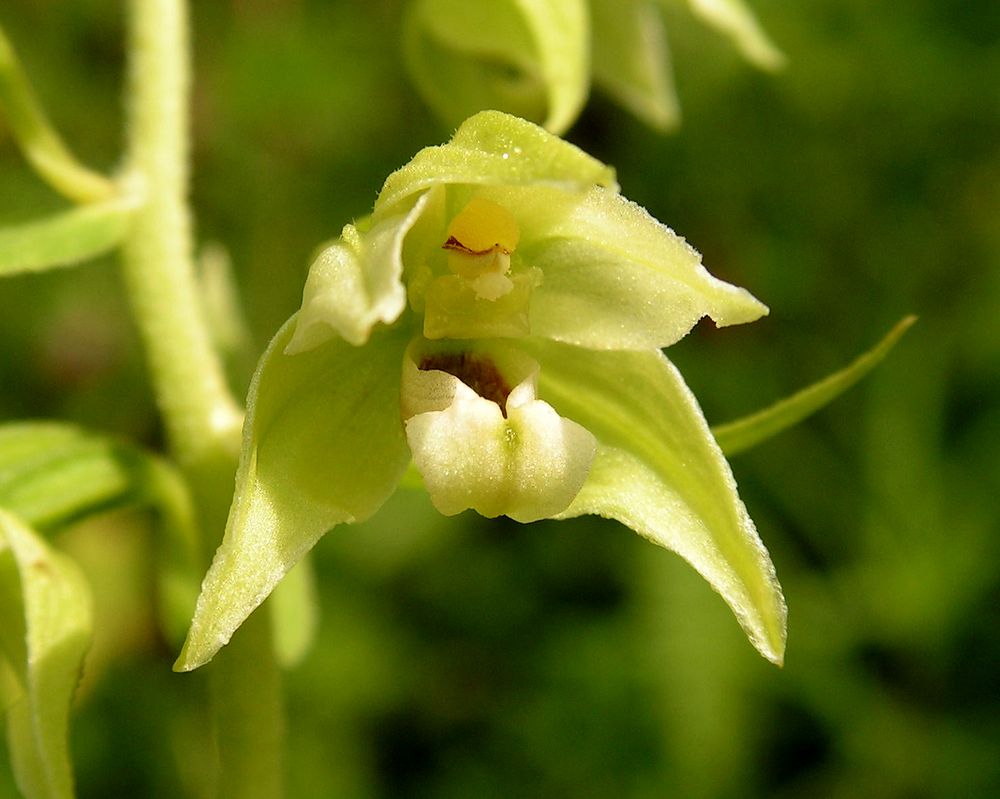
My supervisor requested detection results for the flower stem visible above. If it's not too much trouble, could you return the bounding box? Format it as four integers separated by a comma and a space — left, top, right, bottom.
120, 0, 242, 469
120, 1, 284, 795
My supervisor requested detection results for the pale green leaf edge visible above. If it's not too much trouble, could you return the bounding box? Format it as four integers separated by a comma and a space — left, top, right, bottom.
589, 0, 681, 131
0, 509, 93, 799
0, 197, 135, 277
684, 0, 786, 71
0, 421, 201, 646
712, 316, 917, 456
0, 24, 114, 203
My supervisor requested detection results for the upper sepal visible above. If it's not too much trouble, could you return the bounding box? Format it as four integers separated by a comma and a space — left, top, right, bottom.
375, 110, 616, 219
176, 319, 411, 671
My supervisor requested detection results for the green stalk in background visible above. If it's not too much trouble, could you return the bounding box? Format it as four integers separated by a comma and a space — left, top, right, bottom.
118, 1, 283, 796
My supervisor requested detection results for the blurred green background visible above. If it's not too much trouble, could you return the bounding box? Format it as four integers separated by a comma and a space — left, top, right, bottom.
1, 1, 998, 797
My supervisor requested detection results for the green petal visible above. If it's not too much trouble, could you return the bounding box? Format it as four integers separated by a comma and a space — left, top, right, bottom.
0, 196, 134, 277
515, 185, 768, 349
0, 509, 92, 799
403, 0, 589, 134
375, 110, 616, 219
287, 195, 429, 351
713, 316, 917, 456
589, 0, 680, 131
525, 339, 786, 664
685, 0, 785, 71
176, 319, 411, 671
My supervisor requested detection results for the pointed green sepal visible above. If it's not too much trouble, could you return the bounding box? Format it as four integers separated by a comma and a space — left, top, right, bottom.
0, 196, 134, 277
403, 0, 589, 134
590, 0, 680, 131
517, 185, 768, 349
0, 509, 93, 799
713, 316, 917, 456
525, 339, 786, 664
684, 0, 785, 71
176, 319, 412, 671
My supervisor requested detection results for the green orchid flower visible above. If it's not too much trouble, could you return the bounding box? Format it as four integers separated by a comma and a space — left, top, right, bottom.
176, 110, 786, 671
404, 0, 784, 134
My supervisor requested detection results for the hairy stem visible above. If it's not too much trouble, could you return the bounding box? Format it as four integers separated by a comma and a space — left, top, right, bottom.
120, 1, 284, 796
120, 0, 242, 468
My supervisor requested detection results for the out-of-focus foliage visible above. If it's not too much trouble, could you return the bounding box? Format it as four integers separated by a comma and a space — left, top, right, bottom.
0, 1, 997, 797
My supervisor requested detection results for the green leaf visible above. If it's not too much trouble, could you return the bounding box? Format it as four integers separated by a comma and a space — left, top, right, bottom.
0, 198, 134, 277
403, 0, 589, 134
375, 110, 616, 219
525, 339, 786, 664
0, 422, 201, 645
0, 24, 115, 203
712, 316, 917, 456
513, 184, 768, 349
176, 319, 412, 671
589, 0, 680, 131
0, 509, 93, 799
684, 0, 785, 71
0, 423, 140, 529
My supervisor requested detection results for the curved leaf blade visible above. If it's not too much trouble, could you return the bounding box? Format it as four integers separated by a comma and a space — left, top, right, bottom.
712, 316, 917, 456
685, 0, 785, 71
0, 509, 92, 799
0, 198, 134, 277
0, 422, 201, 645
590, 0, 680, 131
0, 24, 114, 203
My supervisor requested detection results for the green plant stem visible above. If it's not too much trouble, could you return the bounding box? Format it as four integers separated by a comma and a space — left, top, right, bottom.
120, 0, 242, 470
0, 23, 115, 203
119, 1, 284, 796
